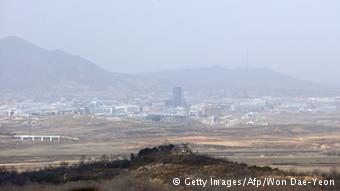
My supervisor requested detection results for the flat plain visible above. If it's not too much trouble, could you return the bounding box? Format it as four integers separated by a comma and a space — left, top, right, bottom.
0, 113, 340, 173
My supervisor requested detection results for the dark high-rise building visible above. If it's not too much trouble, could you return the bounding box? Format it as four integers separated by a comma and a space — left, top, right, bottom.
172, 86, 183, 107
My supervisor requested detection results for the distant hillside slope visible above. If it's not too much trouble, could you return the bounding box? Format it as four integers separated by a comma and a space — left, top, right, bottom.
0, 36, 130, 92
0, 36, 333, 97
144, 66, 327, 93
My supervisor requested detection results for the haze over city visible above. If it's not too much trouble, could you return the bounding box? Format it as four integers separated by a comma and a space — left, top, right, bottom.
1, 0, 340, 85
1, 1, 340, 191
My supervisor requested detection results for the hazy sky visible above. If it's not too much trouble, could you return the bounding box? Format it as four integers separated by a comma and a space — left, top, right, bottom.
1, 0, 339, 85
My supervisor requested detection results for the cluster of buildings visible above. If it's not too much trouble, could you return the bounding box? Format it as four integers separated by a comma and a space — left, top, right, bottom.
1, 87, 340, 126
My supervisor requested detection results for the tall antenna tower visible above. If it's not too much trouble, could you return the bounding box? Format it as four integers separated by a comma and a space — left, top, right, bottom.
245, 40, 249, 69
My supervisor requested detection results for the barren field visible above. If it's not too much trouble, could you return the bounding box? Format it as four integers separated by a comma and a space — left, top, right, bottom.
1, 113, 340, 172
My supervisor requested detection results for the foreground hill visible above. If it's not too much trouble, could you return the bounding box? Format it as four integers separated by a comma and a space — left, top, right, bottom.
0, 144, 337, 191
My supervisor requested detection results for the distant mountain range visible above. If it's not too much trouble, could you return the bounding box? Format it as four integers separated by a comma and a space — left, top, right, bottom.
0, 36, 333, 97
0, 36, 128, 91
143, 66, 326, 92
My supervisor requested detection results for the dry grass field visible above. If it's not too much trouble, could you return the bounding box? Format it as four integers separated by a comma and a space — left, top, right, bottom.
0, 113, 340, 173
0, 144, 337, 191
